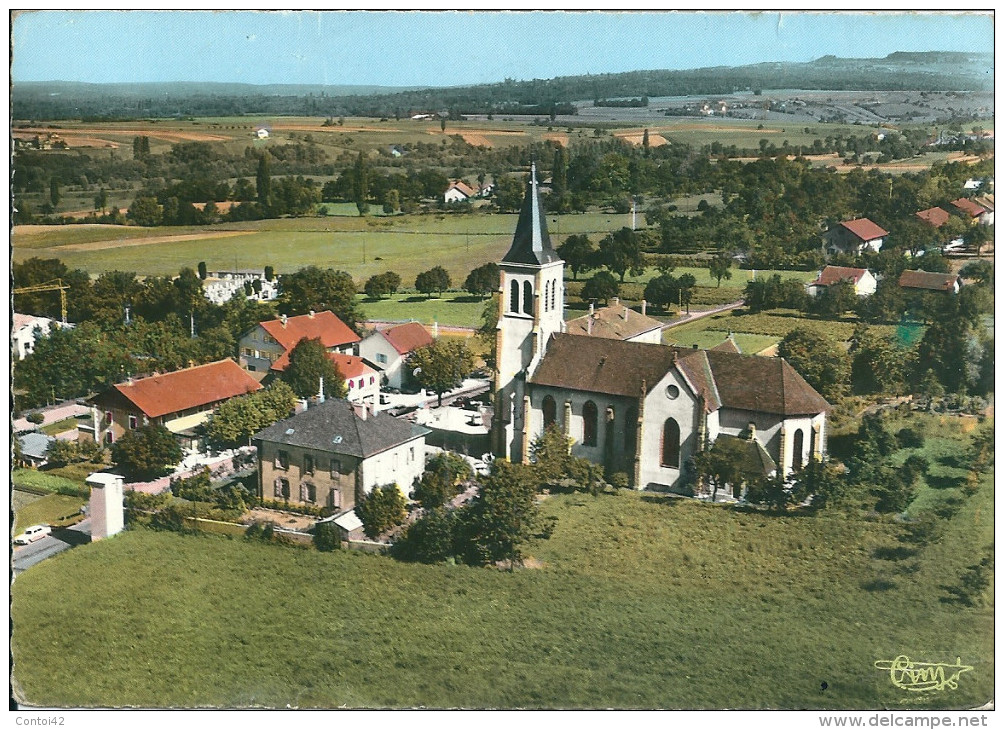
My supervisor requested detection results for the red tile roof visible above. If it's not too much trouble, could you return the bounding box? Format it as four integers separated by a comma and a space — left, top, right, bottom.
810, 266, 868, 287
112, 359, 262, 418
840, 218, 889, 241
448, 181, 477, 198
378, 321, 434, 355
259, 311, 359, 352
898, 270, 960, 292
951, 198, 987, 218
915, 207, 951, 228
329, 353, 375, 380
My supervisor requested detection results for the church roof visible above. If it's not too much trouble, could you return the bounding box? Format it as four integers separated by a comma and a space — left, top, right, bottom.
530, 334, 828, 417
564, 298, 664, 341
501, 163, 560, 266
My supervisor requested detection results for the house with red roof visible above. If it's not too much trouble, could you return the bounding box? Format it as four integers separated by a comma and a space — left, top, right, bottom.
898, 270, 961, 294
82, 359, 262, 449
951, 197, 992, 226
444, 180, 478, 204
238, 310, 360, 376
358, 321, 435, 388
915, 207, 951, 229
806, 266, 877, 297
973, 194, 994, 225
268, 349, 379, 406
822, 218, 889, 256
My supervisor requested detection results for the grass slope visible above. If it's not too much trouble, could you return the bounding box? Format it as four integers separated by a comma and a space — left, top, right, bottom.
12, 463, 992, 709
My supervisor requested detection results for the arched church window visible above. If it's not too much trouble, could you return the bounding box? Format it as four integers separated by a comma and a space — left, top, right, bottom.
510, 280, 520, 313
551, 279, 557, 311
523, 281, 533, 314
661, 418, 681, 468
582, 400, 598, 447
792, 429, 804, 471
542, 395, 556, 428
543, 281, 550, 312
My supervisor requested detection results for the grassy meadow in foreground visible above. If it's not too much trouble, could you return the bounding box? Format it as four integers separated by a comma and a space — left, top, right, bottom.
12, 454, 992, 709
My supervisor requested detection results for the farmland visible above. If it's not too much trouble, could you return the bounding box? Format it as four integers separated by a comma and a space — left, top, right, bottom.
11, 414, 993, 709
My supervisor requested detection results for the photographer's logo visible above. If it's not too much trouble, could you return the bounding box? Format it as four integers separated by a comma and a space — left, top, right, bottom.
874, 656, 973, 692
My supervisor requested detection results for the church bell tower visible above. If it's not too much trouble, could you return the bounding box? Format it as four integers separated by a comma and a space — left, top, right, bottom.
491, 163, 565, 462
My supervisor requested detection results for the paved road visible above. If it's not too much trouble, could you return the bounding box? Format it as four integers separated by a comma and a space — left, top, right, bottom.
660, 300, 744, 331
12, 519, 91, 574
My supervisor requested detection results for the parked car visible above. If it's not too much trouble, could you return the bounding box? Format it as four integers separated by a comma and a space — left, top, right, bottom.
14, 524, 51, 545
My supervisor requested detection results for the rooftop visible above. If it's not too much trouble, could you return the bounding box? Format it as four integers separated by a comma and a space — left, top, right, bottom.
838, 218, 889, 242
951, 198, 987, 218
258, 310, 359, 352
501, 163, 560, 267
564, 298, 664, 341
108, 359, 262, 418
809, 266, 869, 287
915, 207, 951, 228
253, 399, 428, 459
374, 321, 434, 356
898, 270, 960, 292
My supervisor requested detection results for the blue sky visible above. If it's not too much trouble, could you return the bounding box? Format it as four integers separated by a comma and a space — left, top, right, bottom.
11, 10, 994, 87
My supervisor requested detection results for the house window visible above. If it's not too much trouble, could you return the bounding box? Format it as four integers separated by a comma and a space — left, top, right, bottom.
376, 353, 388, 364
370, 376, 375, 385
104, 431, 113, 445
582, 400, 598, 447
300, 483, 316, 503
348, 380, 354, 389
409, 447, 415, 463
104, 411, 113, 425
331, 459, 341, 479
509, 280, 520, 313
328, 489, 341, 509
661, 418, 681, 468
523, 281, 533, 315
792, 429, 805, 471
542, 395, 557, 429
275, 477, 290, 499
276, 450, 289, 469
304, 454, 314, 475
358, 379, 364, 389
128, 415, 138, 430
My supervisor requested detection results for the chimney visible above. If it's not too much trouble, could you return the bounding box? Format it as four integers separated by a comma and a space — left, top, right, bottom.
318, 377, 325, 404
353, 402, 367, 421
589, 301, 595, 315
623, 305, 629, 321
587, 317, 592, 335
308, 309, 315, 318
296, 399, 309, 414
747, 422, 756, 441
641, 300, 647, 316
280, 314, 288, 327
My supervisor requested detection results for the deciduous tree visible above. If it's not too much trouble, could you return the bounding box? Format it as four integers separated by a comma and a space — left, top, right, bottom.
409, 338, 475, 406
110, 424, 183, 480
281, 337, 347, 400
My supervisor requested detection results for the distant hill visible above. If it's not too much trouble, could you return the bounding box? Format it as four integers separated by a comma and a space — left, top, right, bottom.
13, 52, 993, 121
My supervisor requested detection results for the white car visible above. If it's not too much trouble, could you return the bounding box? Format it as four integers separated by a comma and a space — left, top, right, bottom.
14, 525, 51, 545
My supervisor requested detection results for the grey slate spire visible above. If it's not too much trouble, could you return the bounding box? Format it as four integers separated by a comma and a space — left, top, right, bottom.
501, 162, 559, 265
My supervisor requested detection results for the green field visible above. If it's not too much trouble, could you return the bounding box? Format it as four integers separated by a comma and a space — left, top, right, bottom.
358, 292, 491, 330
13, 492, 86, 534
11, 435, 993, 708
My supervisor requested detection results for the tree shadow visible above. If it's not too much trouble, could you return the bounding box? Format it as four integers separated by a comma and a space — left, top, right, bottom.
926, 474, 966, 490
403, 295, 432, 303
938, 454, 967, 470
873, 545, 918, 561
449, 295, 484, 304
861, 578, 897, 592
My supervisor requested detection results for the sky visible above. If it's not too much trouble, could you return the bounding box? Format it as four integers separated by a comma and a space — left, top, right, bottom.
10, 10, 995, 88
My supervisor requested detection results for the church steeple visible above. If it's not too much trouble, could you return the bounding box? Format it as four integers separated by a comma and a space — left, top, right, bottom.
501, 162, 559, 265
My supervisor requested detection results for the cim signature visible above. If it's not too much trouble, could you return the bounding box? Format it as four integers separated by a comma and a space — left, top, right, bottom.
874, 656, 974, 692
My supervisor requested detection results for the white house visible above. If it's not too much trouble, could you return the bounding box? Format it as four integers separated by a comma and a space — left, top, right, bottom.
444, 181, 477, 203
11, 313, 58, 360
823, 218, 889, 256
806, 266, 877, 297
358, 322, 434, 389
333, 354, 380, 406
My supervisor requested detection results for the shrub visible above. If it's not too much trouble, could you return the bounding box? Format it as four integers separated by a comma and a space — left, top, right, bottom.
356, 484, 407, 540
26, 412, 45, 425
313, 521, 342, 552
391, 507, 458, 563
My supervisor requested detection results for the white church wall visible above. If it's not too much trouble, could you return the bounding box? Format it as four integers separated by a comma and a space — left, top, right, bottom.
638, 369, 702, 491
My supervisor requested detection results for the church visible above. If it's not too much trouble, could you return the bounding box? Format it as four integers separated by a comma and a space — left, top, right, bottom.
490, 164, 829, 495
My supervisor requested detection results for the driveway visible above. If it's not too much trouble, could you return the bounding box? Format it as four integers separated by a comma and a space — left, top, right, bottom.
12, 519, 91, 575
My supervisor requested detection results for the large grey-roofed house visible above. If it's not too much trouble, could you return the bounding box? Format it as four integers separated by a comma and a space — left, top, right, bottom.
253, 399, 428, 512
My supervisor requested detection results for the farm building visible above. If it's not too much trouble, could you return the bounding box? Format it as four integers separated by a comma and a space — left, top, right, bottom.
950, 198, 990, 225
491, 164, 829, 496
805, 266, 877, 297
444, 180, 477, 203
238, 310, 360, 375
898, 270, 961, 294
81, 359, 262, 449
